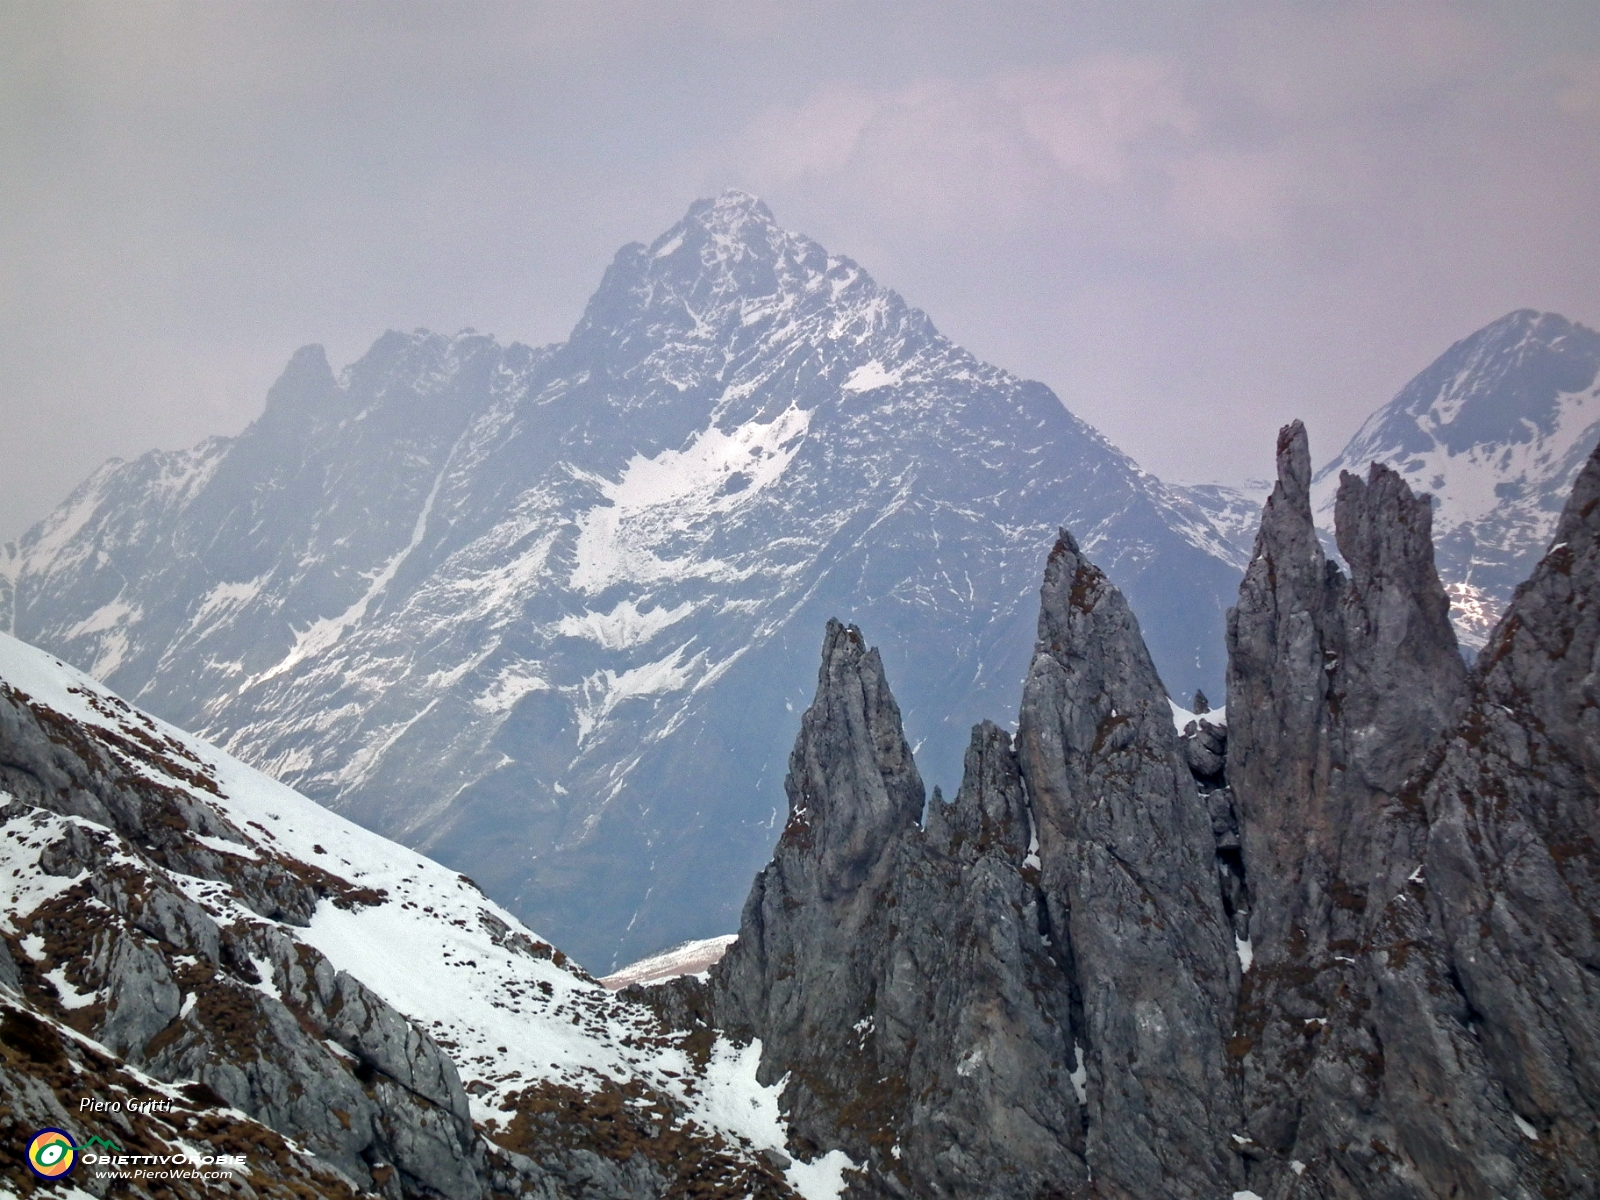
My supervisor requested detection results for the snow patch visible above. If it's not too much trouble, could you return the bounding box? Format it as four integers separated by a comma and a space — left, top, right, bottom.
192, 576, 269, 626
556, 598, 695, 652
841, 360, 902, 392
474, 664, 551, 714
45, 967, 100, 1010
569, 404, 812, 595
67, 597, 140, 640
0, 807, 97, 932
1235, 936, 1254, 973
600, 934, 736, 990
786, 1150, 857, 1200
192, 832, 259, 860
1170, 698, 1226, 733
575, 646, 699, 743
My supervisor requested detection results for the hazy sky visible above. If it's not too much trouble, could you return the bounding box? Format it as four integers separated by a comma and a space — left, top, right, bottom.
4, 1, 1599, 542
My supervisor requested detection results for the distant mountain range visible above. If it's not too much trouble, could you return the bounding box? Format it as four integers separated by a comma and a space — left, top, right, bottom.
1182, 309, 1600, 651
4, 190, 1592, 970
0, 193, 1246, 970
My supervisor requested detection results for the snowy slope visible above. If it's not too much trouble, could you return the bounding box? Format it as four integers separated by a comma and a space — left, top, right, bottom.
1169, 480, 1273, 573
0, 628, 852, 1198
8, 192, 1244, 969
600, 935, 739, 991
1311, 310, 1600, 650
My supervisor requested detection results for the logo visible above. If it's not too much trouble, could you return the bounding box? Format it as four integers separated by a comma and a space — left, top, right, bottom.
27, 1128, 77, 1179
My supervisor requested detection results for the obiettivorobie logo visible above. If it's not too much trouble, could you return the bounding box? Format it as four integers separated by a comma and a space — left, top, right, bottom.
25, 1126, 246, 1183
26, 1128, 78, 1179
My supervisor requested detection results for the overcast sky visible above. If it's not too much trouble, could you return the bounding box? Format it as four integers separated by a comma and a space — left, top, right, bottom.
3, 1, 1599, 542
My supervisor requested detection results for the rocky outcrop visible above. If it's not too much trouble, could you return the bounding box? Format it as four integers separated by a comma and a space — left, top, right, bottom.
1221, 421, 1600, 1197
0, 654, 803, 1200
709, 540, 1242, 1197
1223, 422, 1472, 1186
695, 419, 1600, 1200
1380, 433, 1600, 1195
1015, 532, 1241, 1197
1, 994, 374, 1200
710, 621, 1080, 1197
0, 681, 482, 1200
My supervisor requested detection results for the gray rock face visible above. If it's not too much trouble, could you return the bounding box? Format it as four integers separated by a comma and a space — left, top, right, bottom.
1390, 433, 1600, 1194
711, 540, 1242, 1197
698, 418, 1600, 1200
1015, 532, 1241, 1197
1223, 420, 1473, 1189
710, 622, 1081, 1197
1222, 420, 1600, 1197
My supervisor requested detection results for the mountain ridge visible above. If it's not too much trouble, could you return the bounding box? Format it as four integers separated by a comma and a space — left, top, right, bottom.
0, 623, 844, 1199
1180, 309, 1600, 651
3, 191, 1246, 970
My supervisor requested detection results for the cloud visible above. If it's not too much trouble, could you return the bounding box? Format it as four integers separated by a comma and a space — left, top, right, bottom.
1554, 55, 1600, 115
744, 85, 883, 181
4, 1, 1600, 539
1005, 56, 1197, 186
733, 55, 1298, 247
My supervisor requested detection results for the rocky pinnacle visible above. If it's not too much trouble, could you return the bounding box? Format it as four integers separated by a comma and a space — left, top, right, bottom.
1015, 530, 1241, 1197
693, 420, 1600, 1199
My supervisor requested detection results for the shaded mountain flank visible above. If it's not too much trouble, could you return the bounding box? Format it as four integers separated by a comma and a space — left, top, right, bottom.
642, 421, 1600, 1200
1, 193, 1245, 972
0, 630, 859, 1200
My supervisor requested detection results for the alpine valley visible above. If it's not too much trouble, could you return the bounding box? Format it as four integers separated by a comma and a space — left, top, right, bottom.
3, 413, 1597, 1198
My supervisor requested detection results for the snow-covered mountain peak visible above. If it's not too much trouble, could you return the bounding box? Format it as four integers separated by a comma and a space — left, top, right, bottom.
672, 189, 788, 260
8, 194, 1245, 969
1324, 310, 1600, 470
1310, 309, 1600, 649
565, 192, 951, 409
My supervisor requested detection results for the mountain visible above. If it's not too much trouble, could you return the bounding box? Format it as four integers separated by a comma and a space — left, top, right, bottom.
1173, 478, 1272, 569
646, 422, 1600, 1198
2, 192, 1243, 971
0, 626, 848, 1199
1310, 309, 1600, 649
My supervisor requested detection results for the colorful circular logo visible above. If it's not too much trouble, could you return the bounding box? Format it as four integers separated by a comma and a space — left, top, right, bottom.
27, 1128, 77, 1179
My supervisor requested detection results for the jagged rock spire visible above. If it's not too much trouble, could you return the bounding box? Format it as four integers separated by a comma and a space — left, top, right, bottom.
699, 420, 1600, 1200
1225, 420, 1475, 1190
1396, 435, 1600, 1191
782, 618, 925, 901
1017, 529, 1241, 1197
711, 623, 1081, 1198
